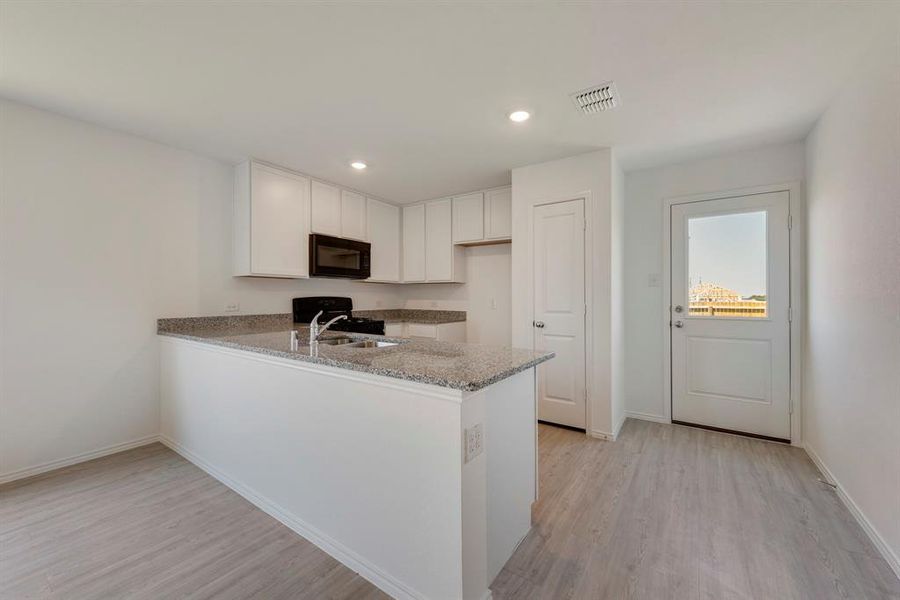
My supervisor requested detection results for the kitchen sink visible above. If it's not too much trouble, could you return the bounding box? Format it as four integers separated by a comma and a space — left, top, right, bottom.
316, 337, 355, 345
345, 340, 399, 348
315, 337, 398, 348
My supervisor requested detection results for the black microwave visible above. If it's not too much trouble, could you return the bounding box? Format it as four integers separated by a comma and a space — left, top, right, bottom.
309, 234, 371, 279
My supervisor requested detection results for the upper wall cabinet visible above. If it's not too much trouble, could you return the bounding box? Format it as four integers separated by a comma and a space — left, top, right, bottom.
234, 161, 310, 278
310, 180, 342, 237
402, 204, 426, 282
484, 187, 512, 240
450, 186, 511, 245
367, 197, 400, 282
310, 181, 368, 241
452, 192, 484, 243
406, 199, 465, 283
341, 190, 367, 241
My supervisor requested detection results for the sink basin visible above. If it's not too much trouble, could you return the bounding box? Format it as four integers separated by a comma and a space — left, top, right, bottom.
315, 337, 354, 345
314, 337, 398, 348
345, 340, 399, 348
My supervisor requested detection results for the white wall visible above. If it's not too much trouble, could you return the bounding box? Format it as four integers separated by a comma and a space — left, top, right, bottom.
623, 141, 806, 421
511, 150, 621, 437
610, 152, 626, 436
803, 29, 900, 571
402, 243, 512, 346
0, 100, 404, 479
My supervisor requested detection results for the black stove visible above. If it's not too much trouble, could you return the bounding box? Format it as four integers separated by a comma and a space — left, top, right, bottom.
292, 296, 385, 336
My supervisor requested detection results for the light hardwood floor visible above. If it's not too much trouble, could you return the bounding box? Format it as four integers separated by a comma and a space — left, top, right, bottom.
2, 420, 898, 599
493, 420, 900, 600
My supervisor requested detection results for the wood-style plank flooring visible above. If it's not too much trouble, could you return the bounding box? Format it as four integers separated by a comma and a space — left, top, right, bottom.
492, 420, 900, 600
0, 443, 387, 600
2, 420, 897, 599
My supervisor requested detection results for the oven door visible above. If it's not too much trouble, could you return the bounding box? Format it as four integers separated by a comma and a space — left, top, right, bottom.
309, 234, 371, 279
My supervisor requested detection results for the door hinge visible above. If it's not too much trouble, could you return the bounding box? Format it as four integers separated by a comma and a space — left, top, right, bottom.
584, 303, 588, 317
583, 220, 587, 232
788, 306, 793, 322
788, 214, 793, 230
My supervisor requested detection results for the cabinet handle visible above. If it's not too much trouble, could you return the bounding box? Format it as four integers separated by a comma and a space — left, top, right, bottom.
533, 320, 545, 328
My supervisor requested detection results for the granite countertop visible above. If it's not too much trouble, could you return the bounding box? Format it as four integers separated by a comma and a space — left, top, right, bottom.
352, 308, 466, 324
157, 314, 552, 392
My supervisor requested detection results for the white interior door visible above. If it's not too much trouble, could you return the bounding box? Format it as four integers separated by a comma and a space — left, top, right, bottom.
533, 199, 586, 429
671, 191, 791, 441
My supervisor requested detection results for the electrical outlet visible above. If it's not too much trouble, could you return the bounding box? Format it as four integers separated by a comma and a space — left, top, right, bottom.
464, 424, 484, 463
490, 298, 497, 310
224, 302, 240, 313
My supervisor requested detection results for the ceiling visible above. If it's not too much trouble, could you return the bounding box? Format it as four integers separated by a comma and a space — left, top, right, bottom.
1, 1, 896, 203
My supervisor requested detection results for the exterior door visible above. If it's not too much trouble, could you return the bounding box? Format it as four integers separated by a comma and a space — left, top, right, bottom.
533, 199, 586, 429
671, 191, 791, 441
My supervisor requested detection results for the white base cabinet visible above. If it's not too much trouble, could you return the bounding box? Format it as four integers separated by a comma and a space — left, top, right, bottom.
384, 321, 466, 342
233, 160, 310, 278
160, 337, 535, 600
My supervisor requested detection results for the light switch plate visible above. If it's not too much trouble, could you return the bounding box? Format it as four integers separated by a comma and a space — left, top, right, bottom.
464, 424, 484, 463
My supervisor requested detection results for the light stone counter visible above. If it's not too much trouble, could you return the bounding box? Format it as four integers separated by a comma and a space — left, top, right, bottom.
157, 314, 552, 391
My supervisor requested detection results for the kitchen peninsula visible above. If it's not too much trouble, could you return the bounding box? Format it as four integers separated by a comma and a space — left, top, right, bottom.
158, 314, 553, 600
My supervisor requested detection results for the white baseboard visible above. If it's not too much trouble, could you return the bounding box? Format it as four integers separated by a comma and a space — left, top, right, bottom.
0, 434, 161, 485
588, 429, 616, 441
805, 444, 900, 580
625, 411, 670, 424
159, 435, 428, 600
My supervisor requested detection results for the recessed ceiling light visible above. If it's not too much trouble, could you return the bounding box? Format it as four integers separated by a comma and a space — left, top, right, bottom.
350, 161, 367, 170
508, 110, 531, 123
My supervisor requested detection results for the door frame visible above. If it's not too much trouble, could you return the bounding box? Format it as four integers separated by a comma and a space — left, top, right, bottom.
661, 181, 805, 446
528, 195, 593, 436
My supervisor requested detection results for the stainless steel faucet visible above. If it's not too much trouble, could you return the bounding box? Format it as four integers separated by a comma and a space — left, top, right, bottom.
309, 310, 348, 344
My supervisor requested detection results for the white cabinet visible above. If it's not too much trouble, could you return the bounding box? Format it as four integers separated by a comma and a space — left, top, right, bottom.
234, 161, 310, 278
403, 200, 465, 283
402, 204, 426, 282
384, 323, 405, 338
484, 187, 512, 240
367, 197, 400, 282
425, 199, 466, 282
388, 322, 467, 342
425, 199, 453, 281
341, 190, 367, 241
449, 187, 511, 245
452, 192, 484, 243
310, 180, 341, 236
310, 181, 367, 241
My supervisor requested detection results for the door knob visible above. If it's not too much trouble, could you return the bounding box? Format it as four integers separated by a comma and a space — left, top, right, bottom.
533, 320, 545, 328
674, 305, 684, 313
674, 320, 684, 328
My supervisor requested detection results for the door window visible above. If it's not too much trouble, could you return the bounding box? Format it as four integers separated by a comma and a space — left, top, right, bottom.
687, 210, 767, 318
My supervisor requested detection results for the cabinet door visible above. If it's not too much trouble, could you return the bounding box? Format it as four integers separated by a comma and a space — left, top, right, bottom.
402, 204, 426, 282
425, 199, 453, 281
452, 192, 484, 243
407, 323, 438, 339
310, 180, 341, 236
384, 323, 405, 338
485, 187, 512, 240
250, 163, 310, 277
367, 197, 400, 282
341, 190, 367, 240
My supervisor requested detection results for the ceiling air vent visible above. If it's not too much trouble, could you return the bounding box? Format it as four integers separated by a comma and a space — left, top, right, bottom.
570, 81, 619, 114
